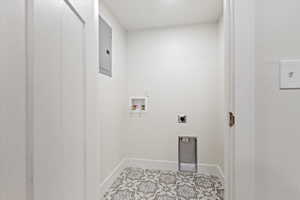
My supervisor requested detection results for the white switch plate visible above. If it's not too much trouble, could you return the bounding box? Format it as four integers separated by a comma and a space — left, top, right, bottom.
280, 60, 300, 89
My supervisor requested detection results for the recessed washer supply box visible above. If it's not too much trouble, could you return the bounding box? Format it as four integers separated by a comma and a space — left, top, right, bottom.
129, 97, 148, 112
280, 59, 300, 89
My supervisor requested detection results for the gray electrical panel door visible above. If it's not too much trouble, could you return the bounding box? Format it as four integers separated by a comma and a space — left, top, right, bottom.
99, 16, 112, 77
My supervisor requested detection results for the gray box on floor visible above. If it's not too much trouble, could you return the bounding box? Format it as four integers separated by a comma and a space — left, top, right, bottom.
178, 136, 198, 172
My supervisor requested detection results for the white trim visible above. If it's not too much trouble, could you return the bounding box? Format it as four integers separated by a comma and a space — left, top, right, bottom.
227, 0, 255, 200
99, 158, 224, 197
126, 158, 177, 171
99, 158, 128, 197
223, 0, 235, 199
25, 1, 34, 200
126, 158, 223, 178
217, 165, 225, 179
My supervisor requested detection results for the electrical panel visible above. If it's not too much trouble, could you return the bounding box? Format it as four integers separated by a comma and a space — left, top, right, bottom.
99, 16, 112, 77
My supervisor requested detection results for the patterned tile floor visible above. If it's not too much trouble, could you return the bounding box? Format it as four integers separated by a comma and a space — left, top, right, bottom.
103, 167, 224, 200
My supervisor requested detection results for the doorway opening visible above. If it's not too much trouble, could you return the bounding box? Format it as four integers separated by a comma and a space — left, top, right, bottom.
98, 0, 229, 199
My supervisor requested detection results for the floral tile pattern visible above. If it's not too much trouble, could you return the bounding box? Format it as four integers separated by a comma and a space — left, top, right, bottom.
103, 167, 224, 200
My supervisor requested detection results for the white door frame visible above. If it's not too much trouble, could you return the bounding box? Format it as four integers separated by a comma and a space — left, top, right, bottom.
25, 0, 255, 199
224, 0, 255, 200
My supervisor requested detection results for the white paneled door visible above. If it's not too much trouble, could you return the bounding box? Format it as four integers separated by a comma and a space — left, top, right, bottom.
61, 2, 86, 200
33, 1, 86, 200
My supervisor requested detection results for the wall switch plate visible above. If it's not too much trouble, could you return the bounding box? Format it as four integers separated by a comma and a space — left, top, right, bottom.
280, 60, 300, 89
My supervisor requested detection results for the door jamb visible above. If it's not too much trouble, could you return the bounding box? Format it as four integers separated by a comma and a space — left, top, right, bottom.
224, 0, 255, 200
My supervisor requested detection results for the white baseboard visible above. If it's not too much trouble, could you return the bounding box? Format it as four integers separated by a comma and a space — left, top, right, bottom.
126, 158, 178, 171
127, 158, 224, 178
217, 165, 225, 179
99, 157, 224, 197
99, 158, 127, 197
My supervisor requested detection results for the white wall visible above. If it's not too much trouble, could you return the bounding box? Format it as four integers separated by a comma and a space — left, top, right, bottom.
98, 2, 128, 183
0, 1, 26, 200
255, 0, 300, 199
126, 24, 224, 167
